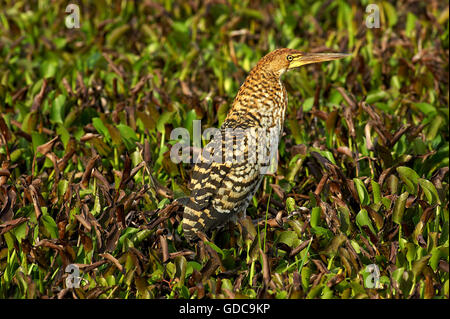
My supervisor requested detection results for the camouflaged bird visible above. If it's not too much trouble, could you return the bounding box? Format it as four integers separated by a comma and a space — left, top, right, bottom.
180, 48, 349, 241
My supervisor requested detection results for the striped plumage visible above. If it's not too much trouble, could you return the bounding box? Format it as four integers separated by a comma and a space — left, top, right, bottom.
181, 48, 349, 241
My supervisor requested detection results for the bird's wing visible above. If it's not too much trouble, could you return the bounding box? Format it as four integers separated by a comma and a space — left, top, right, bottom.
182, 126, 263, 237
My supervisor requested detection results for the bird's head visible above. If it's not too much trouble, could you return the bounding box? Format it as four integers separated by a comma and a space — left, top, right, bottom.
256, 48, 350, 77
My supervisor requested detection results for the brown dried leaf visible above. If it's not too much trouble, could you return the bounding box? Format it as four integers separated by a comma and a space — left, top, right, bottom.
80, 155, 100, 189
31, 78, 49, 112
0, 217, 29, 236
100, 252, 123, 273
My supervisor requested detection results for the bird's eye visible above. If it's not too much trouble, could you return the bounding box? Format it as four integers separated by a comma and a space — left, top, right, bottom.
287, 55, 293, 61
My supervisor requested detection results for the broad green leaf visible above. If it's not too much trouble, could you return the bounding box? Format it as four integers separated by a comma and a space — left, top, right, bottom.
412, 255, 431, 279
22, 112, 37, 134
11, 220, 27, 243
353, 178, 370, 206
405, 12, 417, 37
50, 94, 66, 124
323, 233, 346, 256
366, 90, 389, 104
31, 132, 46, 154
418, 178, 440, 204
310, 207, 321, 229
302, 97, 314, 112
429, 247, 442, 271
183, 109, 198, 137
318, 150, 336, 165
405, 243, 416, 263
117, 124, 139, 150
396, 166, 420, 194
288, 220, 303, 239
371, 180, 381, 204
388, 174, 399, 195
217, 101, 229, 127
426, 116, 443, 141
56, 125, 70, 148
41, 59, 58, 78
41, 212, 58, 239
174, 256, 187, 286
301, 266, 312, 291
382, 1, 398, 27
92, 117, 110, 139
278, 231, 299, 248
392, 192, 409, 224
106, 24, 130, 46
356, 209, 376, 235
285, 197, 296, 213
156, 111, 174, 133
413, 102, 437, 116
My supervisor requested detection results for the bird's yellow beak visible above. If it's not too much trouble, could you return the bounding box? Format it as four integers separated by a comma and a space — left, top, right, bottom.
288, 52, 350, 69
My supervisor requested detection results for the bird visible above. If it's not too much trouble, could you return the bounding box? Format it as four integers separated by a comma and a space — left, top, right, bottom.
180, 48, 349, 242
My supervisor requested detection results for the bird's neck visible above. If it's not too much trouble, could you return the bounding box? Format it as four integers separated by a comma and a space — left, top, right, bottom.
227, 69, 288, 129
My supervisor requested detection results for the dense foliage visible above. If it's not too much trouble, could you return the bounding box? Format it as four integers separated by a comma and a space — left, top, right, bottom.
0, 0, 448, 299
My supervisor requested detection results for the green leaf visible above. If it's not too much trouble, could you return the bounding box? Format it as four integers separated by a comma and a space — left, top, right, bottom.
22, 112, 37, 134
117, 124, 138, 150
118, 227, 139, 249
11, 220, 27, 243
285, 197, 296, 213
106, 24, 131, 47
323, 233, 346, 256
41, 212, 58, 239
355, 209, 376, 235
92, 117, 110, 140
278, 231, 299, 248
405, 12, 417, 37
302, 97, 314, 112
204, 241, 224, 258
405, 243, 416, 263
371, 180, 381, 204
413, 102, 437, 116
366, 90, 389, 104
382, 1, 398, 27
156, 111, 175, 133
56, 125, 70, 149
41, 59, 58, 78
396, 166, 420, 194
217, 101, 229, 127
310, 207, 321, 229
288, 220, 303, 238
183, 109, 198, 138
426, 116, 443, 141
317, 150, 336, 165
353, 178, 370, 206
418, 178, 440, 204
301, 266, 312, 291
31, 132, 46, 154
186, 261, 202, 277
50, 94, 66, 124
429, 247, 442, 271
392, 192, 409, 224
412, 255, 432, 279
174, 256, 187, 286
